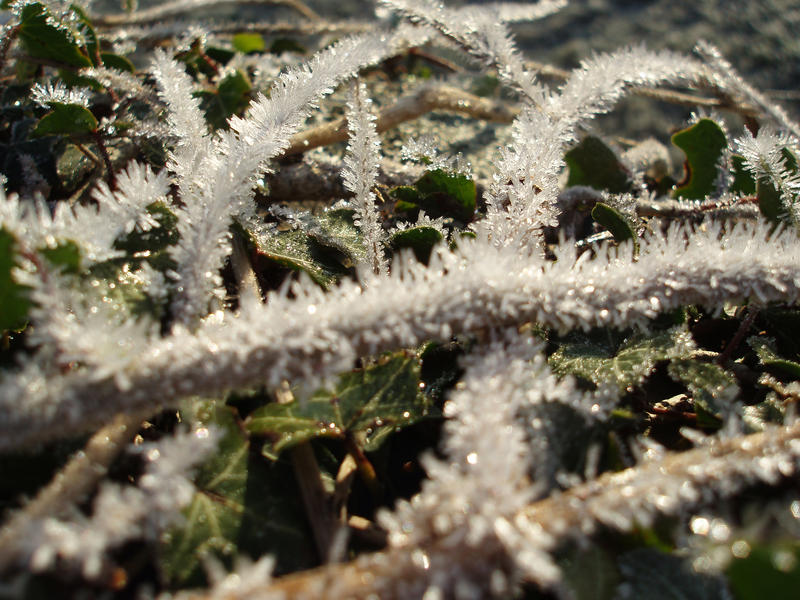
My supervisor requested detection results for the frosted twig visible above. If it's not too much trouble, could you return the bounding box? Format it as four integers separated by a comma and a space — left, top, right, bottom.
0, 412, 144, 574
285, 83, 517, 155
4, 221, 800, 449
181, 420, 800, 598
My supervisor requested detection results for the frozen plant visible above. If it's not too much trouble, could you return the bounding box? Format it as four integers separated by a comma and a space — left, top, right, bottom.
0, 0, 799, 598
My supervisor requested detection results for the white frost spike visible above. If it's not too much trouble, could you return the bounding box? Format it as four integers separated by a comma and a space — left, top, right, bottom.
734, 126, 800, 224
342, 81, 387, 276
91, 162, 169, 235
30, 81, 91, 108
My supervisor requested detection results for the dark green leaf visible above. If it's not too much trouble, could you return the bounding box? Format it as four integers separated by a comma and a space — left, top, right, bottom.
748, 336, 800, 379
730, 155, 756, 195
590, 201, 638, 253
18, 3, 92, 68
565, 136, 630, 193
559, 541, 620, 600
114, 201, 179, 261
390, 226, 443, 264
160, 401, 316, 586
414, 169, 476, 222
671, 119, 727, 200
0, 229, 31, 331
33, 103, 98, 137
241, 224, 347, 289
727, 542, 800, 600
667, 359, 737, 428
247, 352, 432, 459
232, 33, 265, 54
549, 328, 692, 389
197, 70, 252, 130
306, 208, 366, 266
55, 143, 94, 192
100, 52, 135, 73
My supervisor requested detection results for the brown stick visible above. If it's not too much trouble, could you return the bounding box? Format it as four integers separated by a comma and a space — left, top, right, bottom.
284, 84, 518, 156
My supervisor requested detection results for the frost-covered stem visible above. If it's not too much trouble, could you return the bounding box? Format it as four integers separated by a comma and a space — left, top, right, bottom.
93, 0, 320, 27
696, 41, 800, 142
186, 420, 800, 598
5, 222, 800, 449
0, 413, 143, 573
342, 81, 386, 276
286, 83, 517, 156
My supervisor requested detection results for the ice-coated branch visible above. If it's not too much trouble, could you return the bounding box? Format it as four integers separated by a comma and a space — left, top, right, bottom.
342, 81, 387, 276
696, 41, 800, 142
208, 419, 800, 599
4, 220, 800, 449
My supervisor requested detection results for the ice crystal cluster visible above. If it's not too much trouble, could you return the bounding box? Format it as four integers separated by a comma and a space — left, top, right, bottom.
1, 0, 800, 598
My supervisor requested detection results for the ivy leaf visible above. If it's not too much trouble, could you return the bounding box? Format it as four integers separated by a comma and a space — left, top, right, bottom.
197, 70, 252, 130
100, 53, 135, 73
232, 33, 265, 54
33, 103, 98, 138
590, 202, 638, 253
305, 208, 367, 267
413, 169, 476, 222
615, 548, 730, 600
671, 119, 727, 200
246, 352, 433, 459
729, 155, 756, 195
390, 226, 443, 264
160, 401, 316, 587
242, 225, 346, 289
549, 328, 692, 389
756, 147, 799, 225
17, 3, 92, 68
565, 136, 630, 193
0, 229, 31, 331
748, 336, 800, 379
667, 359, 737, 428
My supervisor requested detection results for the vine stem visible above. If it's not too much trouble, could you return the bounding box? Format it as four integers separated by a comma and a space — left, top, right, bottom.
0, 413, 144, 573
182, 420, 800, 599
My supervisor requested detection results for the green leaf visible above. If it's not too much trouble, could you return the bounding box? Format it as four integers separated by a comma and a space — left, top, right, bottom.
33, 103, 98, 137
559, 541, 620, 600
413, 169, 476, 222
616, 548, 730, 600
40, 240, 82, 274
390, 226, 443, 264
232, 33, 265, 54
114, 202, 179, 261
727, 542, 800, 600
549, 328, 692, 389
590, 201, 638, 253
247, 352, 432, 459
730, 155, 756, 195
100, 52, 135, 73
0, 229, 31, 331
241, 223, 346, 289
160, 401, 316, 586
667, 359, 737, 428
756, 147, 799, 225
18, 3, 92, 68
197, 70, 252, 130
748, 336, 800, 379
306, 208, 367, 266
671, 119, 727, 200
565, 136, 630, 193
55, 143, 94, 192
